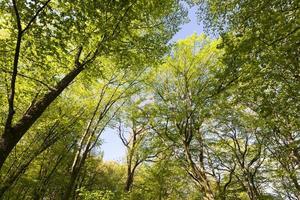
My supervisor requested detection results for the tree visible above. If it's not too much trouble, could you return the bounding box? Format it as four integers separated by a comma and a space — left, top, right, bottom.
194, 1, 299, 198
194, 0, 299, 148
205, 106, 269, 200
132, 158, 200, 200
117, 102, 153, 193
150, 34, 223, 200
0, 118, 77, 197
0, 88, 85, 198
0, 0, 187, 169
64, 67, 140, 199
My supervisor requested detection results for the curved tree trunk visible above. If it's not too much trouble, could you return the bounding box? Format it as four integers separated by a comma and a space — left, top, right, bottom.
184, 142, 215, 200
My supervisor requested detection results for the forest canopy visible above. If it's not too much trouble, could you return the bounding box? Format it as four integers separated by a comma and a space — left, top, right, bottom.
0, 0, 299, 199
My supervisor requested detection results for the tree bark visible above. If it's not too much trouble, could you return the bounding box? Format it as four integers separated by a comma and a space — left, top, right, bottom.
184, 142, 215, 200
125, 168, 134, 192
64, 130, 93, 200
0, 65, 84, 170
64, 169, 79, 200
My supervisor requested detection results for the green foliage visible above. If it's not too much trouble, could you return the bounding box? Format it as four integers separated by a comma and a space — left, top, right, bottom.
78, 188, 115, 200
0, 0, 298, 199
131, 160, 200, 200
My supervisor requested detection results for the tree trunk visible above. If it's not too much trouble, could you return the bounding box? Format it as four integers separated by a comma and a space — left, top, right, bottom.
64, 170, 79, 200
125, 171, 134, 192
0, 65, 84, 170
184, 143, 215, 200
64, 132, 93, 200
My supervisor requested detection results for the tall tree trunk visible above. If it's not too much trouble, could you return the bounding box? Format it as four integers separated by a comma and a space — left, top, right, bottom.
0, 65, 84, 170
124, 160, 139, 193
184, 143, 215, 200
64, 169, 79, 200
1, 0, 54, 171
64, 132, 93, 200
125, 149, 134, 192
125, 170, 134, 192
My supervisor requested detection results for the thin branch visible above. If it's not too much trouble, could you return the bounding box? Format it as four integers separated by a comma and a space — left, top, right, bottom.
0, 69, 55, 91
12, 0, 22, 31
21, 0, 51, 34
5, 0, 51, 131
5, 0, 22, 130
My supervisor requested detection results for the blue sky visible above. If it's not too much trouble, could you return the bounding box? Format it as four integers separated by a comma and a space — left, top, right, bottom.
100, 7, 204, 162
171, 6, 204, 41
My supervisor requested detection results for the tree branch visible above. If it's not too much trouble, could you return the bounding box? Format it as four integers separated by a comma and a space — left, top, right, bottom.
5, 0, 23, 131
21, 0, 51, 34
0, 69, 55, 91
